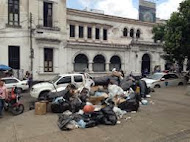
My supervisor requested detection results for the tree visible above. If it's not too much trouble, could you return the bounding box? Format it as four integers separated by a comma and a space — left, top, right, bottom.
152, 0, 190, 70
152, 24, 165, 43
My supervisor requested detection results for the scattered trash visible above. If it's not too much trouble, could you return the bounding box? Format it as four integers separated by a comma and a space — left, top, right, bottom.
141, 99, 148, 105
37, 74, 153, 131
149, 100, 155, 105
125, 117, 131, 121
113, 106, 127, 119
117, 121, 121, 124
77, 119, 86, 128
146, 95, 151, 98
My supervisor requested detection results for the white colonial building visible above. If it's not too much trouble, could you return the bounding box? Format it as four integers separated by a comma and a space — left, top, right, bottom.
0, 0, 165, 81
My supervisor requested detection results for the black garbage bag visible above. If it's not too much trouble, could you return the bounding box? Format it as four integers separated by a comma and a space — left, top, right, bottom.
93, 76, 119, 86
100, 105, 117, 125
139, 80, 150, 98
51, 97, 71, 113
51, 102, 70, 113
118, 93, 140, 112
70, 97, 85, 113
57, 114, 75, 131
120, 79, 133, 91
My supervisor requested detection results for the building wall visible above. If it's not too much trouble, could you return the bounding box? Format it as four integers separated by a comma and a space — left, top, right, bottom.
0, 0, 165, 80
66, 9, 165, 76
0, 0, 30, 73
0, 0, 67, 80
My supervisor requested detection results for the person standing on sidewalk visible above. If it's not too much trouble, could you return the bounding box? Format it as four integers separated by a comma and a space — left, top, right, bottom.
0, 79, 7, 118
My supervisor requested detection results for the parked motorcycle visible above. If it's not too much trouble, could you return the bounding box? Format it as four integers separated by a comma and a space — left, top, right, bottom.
4, 86, 24, 115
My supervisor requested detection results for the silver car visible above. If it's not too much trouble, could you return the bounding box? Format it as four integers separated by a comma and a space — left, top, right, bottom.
142, 72, 185, 88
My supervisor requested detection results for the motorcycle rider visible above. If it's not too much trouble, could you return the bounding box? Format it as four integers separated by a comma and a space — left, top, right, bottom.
0, 79, 7, 118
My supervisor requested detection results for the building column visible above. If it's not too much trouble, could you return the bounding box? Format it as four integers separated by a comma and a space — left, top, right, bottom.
89, 61, 93, 72
39, 47, 44, 73
106, 62, 110, 72
84, 25, 87, 40
75, 24, 79, 40
100, 27, 103, 42
38, 0, 43, 25
92, 26, 96, 41
53, 3, 59, 27
53, 48, 59, 73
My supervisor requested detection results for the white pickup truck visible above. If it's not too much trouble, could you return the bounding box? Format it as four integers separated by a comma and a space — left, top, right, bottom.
30, 73, 94, 99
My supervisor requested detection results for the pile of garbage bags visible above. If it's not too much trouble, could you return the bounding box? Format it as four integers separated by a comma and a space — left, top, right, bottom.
45, 72, 151, 131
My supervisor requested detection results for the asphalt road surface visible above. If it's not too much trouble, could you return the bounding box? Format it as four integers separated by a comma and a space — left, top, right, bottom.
1, 85, 190, 142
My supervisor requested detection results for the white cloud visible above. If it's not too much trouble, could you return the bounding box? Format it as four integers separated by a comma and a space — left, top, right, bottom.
78, 0, 183, 20
79, 0, 138, 19
95, 0, 138, 19
157, 0, 183, 19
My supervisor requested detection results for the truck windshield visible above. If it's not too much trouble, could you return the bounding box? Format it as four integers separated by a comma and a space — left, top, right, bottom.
51, 76, 61, 83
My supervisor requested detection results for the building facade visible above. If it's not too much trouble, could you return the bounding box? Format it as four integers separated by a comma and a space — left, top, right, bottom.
0, 0, 165, 81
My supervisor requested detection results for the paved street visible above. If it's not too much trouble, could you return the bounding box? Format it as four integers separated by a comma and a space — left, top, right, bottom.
0, 86, 190, 142
0, 90, 35, 122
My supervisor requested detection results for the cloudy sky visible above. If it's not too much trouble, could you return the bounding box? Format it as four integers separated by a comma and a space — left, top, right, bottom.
67, 0, 184, 20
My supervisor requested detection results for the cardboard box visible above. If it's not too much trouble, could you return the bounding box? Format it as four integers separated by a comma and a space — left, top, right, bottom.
90, 86, 100, 92
88, 96, 105, 105
35, 101, 47, 115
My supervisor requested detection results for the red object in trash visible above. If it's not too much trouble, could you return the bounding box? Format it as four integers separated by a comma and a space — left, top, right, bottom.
83, 105, 95, 113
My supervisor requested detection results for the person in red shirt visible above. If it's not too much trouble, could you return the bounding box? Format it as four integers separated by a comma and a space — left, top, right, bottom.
0, 79, 7, 118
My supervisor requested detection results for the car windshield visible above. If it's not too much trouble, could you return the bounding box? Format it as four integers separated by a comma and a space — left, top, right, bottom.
147, 74, 163, 80
51, 76, 61, 83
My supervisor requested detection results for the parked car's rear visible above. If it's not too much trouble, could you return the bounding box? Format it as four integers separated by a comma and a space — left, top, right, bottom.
1, 77, 29, 92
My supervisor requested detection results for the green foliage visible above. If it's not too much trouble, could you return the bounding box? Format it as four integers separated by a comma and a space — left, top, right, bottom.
152, 0, 190, 68
152, 24, 165, 42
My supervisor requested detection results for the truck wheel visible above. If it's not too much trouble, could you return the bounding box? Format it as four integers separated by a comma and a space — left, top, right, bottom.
38, 91, 49, 101
178, 82, 184, 86
154, 85, 161, 88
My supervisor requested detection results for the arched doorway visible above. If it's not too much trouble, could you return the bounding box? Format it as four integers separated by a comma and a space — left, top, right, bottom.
109, 56, 121, 71
74, 54, 88, 72
141, 54, 150, 75
93, 55, 105, 72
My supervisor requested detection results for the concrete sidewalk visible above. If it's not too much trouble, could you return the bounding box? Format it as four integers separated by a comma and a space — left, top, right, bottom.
1, 86, 190, 142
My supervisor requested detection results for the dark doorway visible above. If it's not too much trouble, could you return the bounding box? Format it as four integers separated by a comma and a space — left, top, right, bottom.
8, 46, 20, 69
141, 54, 150, 75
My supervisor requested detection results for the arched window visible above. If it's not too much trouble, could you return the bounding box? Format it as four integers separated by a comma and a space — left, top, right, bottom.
130, 29, 134, 38
74, 54, 88, 72
93, 55, 105, 72
123, 28, 128, 37
136, 29, 141, 38
109, 56, 121, 71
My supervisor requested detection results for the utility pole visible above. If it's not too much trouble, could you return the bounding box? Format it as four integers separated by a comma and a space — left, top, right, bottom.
30, 13, 34, 78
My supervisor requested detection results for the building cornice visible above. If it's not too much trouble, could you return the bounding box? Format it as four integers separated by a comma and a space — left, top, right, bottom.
67, 8, 156, 27
67, 19, 113, 28
131, 40, 163, 47
66, 41, 130, 51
